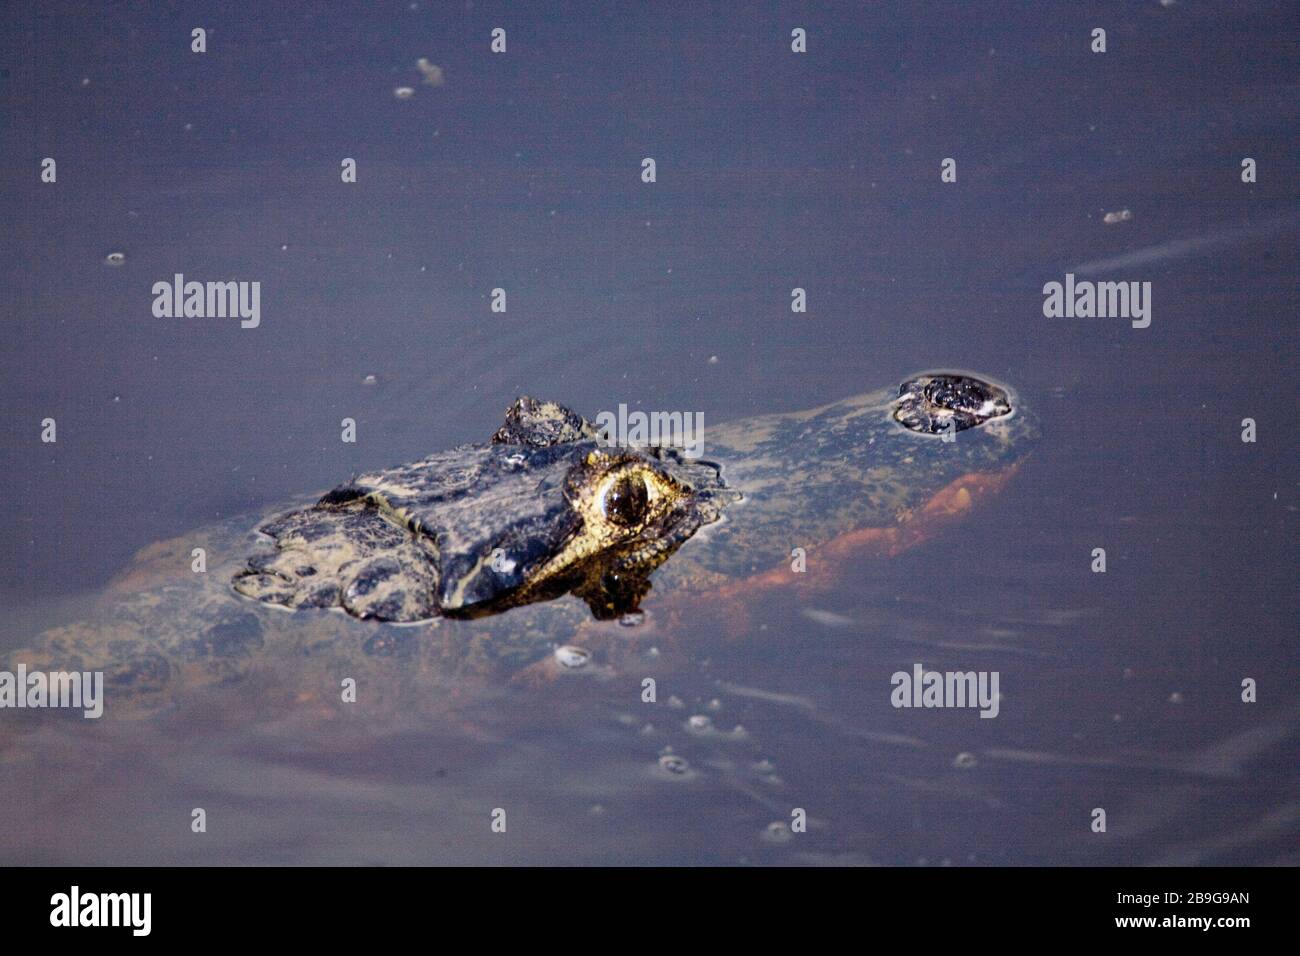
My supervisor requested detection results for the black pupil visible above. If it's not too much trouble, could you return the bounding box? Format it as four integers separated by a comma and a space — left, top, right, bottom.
605, 474, 648, 526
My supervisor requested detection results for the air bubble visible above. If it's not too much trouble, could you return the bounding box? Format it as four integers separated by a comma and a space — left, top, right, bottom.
394, 86, 415, 100
553, 645, 590, 669
761, 821, 794, 844
104, 252, 125, 266
953, 752, 977, 769
416, 59, 445, 87
657, 753, 689, 776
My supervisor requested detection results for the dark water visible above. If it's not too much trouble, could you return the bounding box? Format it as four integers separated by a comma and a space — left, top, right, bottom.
1, 2, 1296, 864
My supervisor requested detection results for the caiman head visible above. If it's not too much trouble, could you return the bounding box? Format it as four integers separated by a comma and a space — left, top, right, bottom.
233, 397, 735, 622
233, 374, 1037, 623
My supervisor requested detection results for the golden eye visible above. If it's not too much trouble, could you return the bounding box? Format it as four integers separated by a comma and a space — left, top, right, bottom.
603, 473, 648, 526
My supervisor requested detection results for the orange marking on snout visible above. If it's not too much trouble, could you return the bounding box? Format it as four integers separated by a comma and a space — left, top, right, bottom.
693, 465, 1021, 636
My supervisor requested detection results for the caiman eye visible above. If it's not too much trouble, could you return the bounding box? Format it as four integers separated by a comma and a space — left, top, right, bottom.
603, 473, 648, 526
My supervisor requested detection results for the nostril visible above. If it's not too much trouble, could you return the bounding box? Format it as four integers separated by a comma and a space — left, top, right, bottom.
894, 373, 1012, 434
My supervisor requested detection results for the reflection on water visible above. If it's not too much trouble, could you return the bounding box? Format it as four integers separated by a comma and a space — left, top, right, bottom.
1, 2, 1296, 865
2, 473, 1295, 865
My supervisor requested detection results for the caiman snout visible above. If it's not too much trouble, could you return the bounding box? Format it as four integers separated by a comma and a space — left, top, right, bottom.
892, 373, 1013, 435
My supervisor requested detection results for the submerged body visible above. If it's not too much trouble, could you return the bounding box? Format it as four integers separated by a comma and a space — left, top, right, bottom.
3, 373, 1036, 726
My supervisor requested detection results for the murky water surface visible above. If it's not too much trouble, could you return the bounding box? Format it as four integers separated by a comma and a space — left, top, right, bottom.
1, 3, 1296, 865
